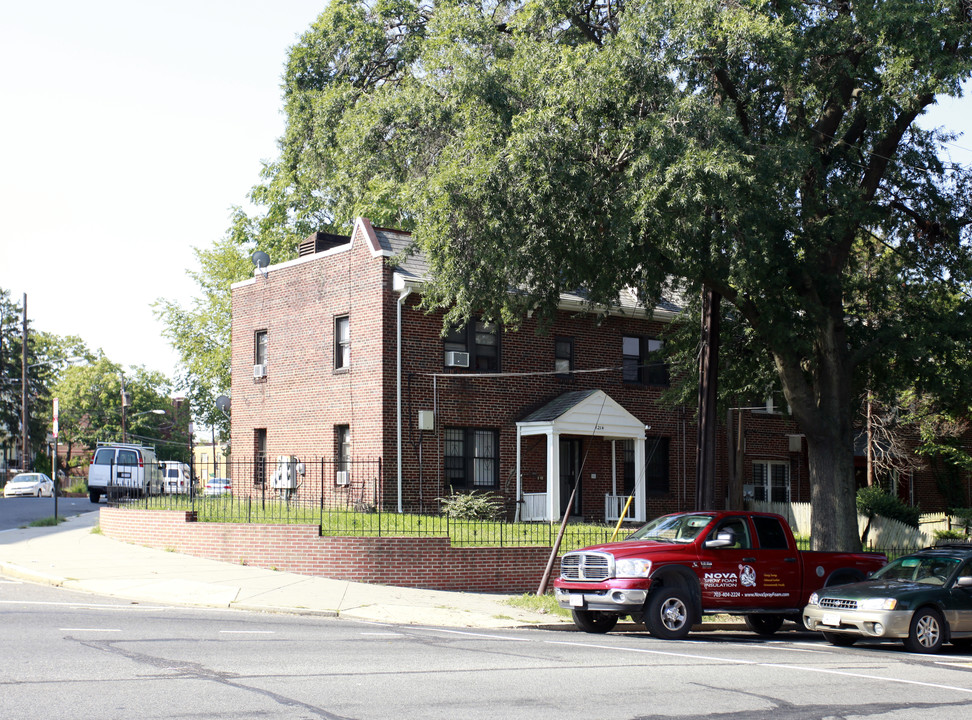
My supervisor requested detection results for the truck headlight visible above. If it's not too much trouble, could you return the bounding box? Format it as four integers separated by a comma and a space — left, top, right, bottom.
860, 597, 897, 611
808, 592, 819, 606
615, 558, 652, 578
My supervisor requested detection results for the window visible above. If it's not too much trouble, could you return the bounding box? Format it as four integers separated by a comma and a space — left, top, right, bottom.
752, 460, 790, 502
708, 517, 752, 549
444, 428, 498, 489
622, 335, 668, 386
752, 516, 790, 549
335, 425, 350, 483
444, 319, 499, 371
254, 330, 268, 367
334, 316, 350, 370
254, 428, 267, 487
623, 437, 670, 495
555, 337, 573, 376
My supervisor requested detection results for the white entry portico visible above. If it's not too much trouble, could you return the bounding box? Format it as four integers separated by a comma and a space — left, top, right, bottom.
515, 389, 647, 522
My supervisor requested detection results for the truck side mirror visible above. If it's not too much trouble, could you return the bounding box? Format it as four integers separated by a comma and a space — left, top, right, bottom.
705, 531, 735, 549
956, 576, 972, 589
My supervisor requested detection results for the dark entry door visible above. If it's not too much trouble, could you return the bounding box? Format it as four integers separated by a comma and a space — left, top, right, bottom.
559, 438, 582, 516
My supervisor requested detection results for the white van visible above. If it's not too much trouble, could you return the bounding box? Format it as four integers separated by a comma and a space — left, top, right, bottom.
87, 442, 163, 503
161, 461, 192, 494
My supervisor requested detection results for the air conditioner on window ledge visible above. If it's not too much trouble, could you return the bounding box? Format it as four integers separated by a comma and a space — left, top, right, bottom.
335, 470, 350, 486
444, 351, 470, 367
253, 364, 267, 379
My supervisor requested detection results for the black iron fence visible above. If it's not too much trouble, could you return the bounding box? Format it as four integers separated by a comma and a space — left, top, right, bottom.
109, 457, 928, 555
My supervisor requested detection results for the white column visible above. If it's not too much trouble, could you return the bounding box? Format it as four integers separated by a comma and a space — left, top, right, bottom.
547, 430, 559, 521
633, 436, 646, 522
515, 424, 522, 522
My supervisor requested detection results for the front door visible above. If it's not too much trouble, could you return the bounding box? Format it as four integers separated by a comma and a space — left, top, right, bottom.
560, 438, 582, 516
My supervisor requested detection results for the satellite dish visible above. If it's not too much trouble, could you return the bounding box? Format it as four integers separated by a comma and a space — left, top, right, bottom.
251, 250, 270, 269
215, 395, 231, 414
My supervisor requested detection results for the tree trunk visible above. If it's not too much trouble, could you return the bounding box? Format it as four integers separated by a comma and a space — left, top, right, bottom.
805, 428, 860, 550
774, 315, 860, 552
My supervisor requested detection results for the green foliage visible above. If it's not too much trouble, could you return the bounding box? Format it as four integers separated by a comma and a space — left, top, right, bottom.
933, 528, 967, 542
54, 355, 186, 460
153, 223, 253, 439
439, 490, 504, 520
506, 592, 572, 619
856, 486, 921, 529
28, 516, 65, 528
0, 287, 100, 468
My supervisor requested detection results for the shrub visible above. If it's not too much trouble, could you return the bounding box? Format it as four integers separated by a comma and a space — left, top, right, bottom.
439, 490, 504, 520
857, 485, 920, 546
933, 529, 966, 542
856, 486, 920, 528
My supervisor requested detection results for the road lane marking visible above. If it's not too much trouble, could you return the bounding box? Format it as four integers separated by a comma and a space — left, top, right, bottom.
360, 632, 404, 637
218, 630, 275, 634
0, 600, 166, 610
542, 639, 972, 695
428, 628, 530, 642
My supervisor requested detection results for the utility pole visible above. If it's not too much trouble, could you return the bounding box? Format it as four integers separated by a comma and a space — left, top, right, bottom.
696, 287, 721, 510
20, 293, 27, 470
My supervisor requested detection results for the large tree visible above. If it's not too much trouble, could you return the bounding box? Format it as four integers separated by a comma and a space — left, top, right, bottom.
154, 217, 254, 441
228, 0, 972, 549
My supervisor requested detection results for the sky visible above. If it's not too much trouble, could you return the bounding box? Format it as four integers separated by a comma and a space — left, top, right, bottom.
1, 2, 971, 386
0, 1, 325, 379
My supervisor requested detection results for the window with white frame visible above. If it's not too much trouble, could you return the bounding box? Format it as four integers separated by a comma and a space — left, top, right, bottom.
334, 316, 350, 370
444, 428, 498, 489
752, 460, 790, 502
335, 424, 350, 485
254, 330, 268, 366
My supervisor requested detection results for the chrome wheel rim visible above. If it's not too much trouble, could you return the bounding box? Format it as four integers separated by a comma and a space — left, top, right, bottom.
661, 597, 687, 631
916, 615, 941, 648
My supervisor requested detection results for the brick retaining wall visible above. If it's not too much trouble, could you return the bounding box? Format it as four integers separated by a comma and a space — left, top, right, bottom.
99, 508, 557, 593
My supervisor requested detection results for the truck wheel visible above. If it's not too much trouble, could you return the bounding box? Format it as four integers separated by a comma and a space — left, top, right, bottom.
644, 587, 693, 640
822, 631, 857, 646
745, 614, 784, 636
89, 489, 101, 504
904, 607, 945, 654
571, 609, 619, 634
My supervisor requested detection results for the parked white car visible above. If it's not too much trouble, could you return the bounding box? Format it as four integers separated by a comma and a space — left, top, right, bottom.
204, 478, 232, 496
4, 472, 55, 498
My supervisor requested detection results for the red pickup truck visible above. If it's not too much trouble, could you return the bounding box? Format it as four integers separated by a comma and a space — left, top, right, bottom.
554, 510, 886, 638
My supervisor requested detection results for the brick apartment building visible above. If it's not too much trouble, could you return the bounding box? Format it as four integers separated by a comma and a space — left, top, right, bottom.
229, 217, 964, 521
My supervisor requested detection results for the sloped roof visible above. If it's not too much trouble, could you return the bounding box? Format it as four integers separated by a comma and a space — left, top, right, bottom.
375, 225, 683, 318
518, 389, 646, 439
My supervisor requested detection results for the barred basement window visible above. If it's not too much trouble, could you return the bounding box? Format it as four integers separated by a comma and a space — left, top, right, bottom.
444, 428, 498, 489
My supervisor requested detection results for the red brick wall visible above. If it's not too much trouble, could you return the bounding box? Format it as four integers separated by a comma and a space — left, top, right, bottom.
99, 508, 556, 593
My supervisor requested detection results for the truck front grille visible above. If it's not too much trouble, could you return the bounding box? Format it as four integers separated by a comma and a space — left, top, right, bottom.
819, 597, 858, 610
560, 552, 612, 581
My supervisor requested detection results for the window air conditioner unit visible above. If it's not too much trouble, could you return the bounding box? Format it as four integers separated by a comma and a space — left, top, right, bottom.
335, 470, 350, 486
253, 364, 267, 378
444, 351, 470, 368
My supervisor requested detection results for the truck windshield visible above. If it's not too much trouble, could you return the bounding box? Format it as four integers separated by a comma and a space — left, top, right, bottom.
626, 514, 715, 543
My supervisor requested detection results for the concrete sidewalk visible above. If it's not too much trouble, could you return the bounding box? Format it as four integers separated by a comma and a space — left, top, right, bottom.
0, 510, 571, 629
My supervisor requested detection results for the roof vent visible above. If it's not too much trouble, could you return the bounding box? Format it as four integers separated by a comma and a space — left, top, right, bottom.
299, 232, 352, 257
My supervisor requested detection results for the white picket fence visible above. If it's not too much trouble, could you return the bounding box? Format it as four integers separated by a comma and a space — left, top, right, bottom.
744, 501, 967, 550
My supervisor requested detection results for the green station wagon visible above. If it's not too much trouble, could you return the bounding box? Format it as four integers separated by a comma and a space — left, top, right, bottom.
803, 544, 972, 653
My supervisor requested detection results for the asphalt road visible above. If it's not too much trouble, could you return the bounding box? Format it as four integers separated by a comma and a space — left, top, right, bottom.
0, 495, 97, 531
2, 580, 971, 720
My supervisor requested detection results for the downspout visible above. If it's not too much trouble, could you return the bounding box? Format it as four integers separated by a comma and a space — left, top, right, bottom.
397, 286, 413, 514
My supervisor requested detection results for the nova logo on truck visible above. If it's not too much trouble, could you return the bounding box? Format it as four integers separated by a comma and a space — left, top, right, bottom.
704, 565, 757, 589
740, 565, 757, 587
703, 572, 739, 587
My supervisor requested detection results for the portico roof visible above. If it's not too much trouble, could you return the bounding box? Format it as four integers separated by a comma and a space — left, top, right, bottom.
517, 389, 647, 440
